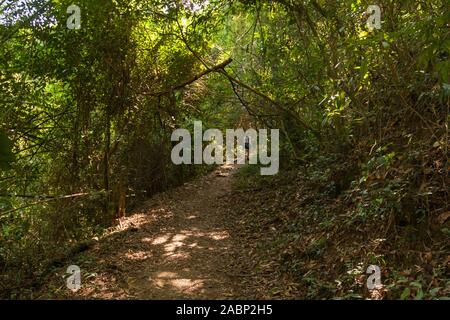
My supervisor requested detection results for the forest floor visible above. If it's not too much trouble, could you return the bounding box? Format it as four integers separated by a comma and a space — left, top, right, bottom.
35, 163, 449, 300
37, 164, 296, 299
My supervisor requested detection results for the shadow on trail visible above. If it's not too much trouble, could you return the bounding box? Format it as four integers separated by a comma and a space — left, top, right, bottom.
57, 164, 252, 299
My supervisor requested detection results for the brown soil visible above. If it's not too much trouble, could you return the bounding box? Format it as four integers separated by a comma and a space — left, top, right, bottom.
38, 164, 274, 299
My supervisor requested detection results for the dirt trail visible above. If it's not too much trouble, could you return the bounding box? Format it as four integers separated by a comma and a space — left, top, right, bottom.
44, 164, 261, 299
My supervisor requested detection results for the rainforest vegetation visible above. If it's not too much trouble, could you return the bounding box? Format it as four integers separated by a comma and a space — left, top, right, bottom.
0, 0, 448, 299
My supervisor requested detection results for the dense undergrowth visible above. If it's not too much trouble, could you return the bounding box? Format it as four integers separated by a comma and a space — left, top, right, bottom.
233, 154, 449, 299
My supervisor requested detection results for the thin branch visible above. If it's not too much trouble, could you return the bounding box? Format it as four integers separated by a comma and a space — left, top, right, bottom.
144, 58, 233, 97
0, 192, 106, 218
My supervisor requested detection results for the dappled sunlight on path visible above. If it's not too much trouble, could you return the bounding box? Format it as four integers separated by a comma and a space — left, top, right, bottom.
48, 164, 252, 299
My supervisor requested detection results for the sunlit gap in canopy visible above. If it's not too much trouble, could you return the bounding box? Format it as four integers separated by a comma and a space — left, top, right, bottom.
162, 0, 211, 14
0, 0, 56, 27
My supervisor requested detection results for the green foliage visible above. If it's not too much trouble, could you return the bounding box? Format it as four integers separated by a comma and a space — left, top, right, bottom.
0, 0, 448, 298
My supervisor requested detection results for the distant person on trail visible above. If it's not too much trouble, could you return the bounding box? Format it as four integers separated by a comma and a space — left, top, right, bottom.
244, 136, 250, 162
